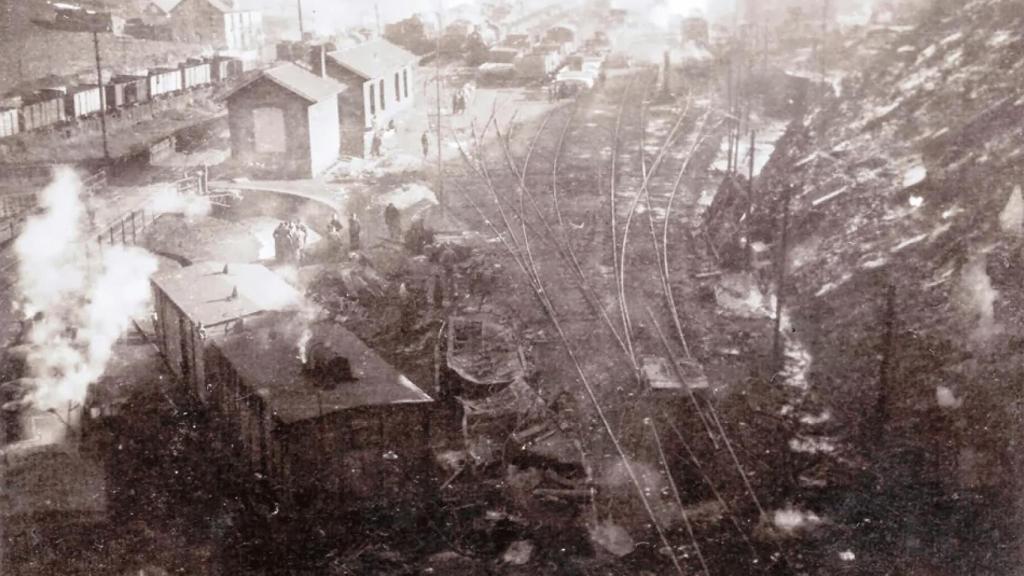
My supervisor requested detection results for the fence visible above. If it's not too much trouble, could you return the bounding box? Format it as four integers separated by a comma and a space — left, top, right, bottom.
0, 168, 107, 246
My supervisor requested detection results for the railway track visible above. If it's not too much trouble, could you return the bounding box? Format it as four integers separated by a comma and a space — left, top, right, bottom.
445, 68, 781, 573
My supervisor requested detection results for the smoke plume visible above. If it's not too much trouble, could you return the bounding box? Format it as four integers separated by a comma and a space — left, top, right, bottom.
13, 168, 158, 435
955, 255, 1001, 343
999, 185, 1023, 237
149, 184, 212, 221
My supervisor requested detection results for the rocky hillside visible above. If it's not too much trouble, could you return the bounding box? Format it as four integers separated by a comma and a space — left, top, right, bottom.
745, 0, 1024, 573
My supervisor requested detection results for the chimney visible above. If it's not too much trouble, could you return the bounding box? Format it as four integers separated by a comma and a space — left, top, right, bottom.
222, 263, 230, 274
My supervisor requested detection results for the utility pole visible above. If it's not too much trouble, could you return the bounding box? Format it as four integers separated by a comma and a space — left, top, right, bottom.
375, 2, 382, 37
93, 31, 110, 161
874, 283, 896, 443
436, 0, 445, 216
772, 183, 792, 370
297, 0, 304, 38
820, 0, 830, 83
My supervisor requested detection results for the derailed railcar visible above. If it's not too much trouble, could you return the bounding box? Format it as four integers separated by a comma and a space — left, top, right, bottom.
181, 59, 211, 90
148, 67, 182, 99
18, 92, 66, 132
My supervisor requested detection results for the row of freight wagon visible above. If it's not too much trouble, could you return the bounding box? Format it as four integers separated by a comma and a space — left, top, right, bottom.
0, 56, 245, 139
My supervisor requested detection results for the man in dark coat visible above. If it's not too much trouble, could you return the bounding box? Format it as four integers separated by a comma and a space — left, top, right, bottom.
384, 203, 401, 239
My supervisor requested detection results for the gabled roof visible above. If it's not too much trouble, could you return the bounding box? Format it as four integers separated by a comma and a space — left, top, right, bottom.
168, 0, 253, 14
148, 0, 179, 14
226, 62, 344, 104
326, 39, 418, 80
215, 310, 433, 424
151, 261, 302, 328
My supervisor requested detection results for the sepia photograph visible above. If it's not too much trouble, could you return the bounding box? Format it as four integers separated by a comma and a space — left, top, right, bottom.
0, 0, 1020, 574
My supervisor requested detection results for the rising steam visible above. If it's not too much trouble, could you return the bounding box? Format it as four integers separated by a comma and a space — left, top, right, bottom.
149, 184, 212, 221
955, 255, 1001, 343
12, 168, 158, 434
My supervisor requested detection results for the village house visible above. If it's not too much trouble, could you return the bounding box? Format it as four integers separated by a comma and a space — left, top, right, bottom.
226, 62, 344, 179
167, 0, 264, 52
311, 39, 418, 158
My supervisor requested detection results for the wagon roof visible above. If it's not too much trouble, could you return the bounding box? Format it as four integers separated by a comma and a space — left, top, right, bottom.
214, 309, 433, 424
151, 261, 302, 328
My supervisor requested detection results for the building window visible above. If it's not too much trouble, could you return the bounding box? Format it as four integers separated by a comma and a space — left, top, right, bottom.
253, 107, 286, 153
379, 79, 386, 111
369, 83, 375, 115
394, 72, 401, 103
403, 69, 409, 98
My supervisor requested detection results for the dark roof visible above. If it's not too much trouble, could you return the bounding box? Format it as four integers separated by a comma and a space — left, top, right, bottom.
214, 310, 433, 424
326, 39, 418, 80
227, 62, 344, 104
150, 261, 302, 327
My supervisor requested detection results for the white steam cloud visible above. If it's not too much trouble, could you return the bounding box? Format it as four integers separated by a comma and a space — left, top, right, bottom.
13, 168, 158, 433
999, 186, 1023, 237
956, 255, 1001, 343
149, 185, 212, 221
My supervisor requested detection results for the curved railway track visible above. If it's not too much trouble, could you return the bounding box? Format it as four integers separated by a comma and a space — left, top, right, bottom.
445, 67, 778, 573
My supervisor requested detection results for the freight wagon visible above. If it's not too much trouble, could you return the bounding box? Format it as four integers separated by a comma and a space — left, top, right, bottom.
210, 57, 243, 83
110, 75, 149, 106
181, 59, 211, 90
18, 92, 66, 132
148, 67, 183, 99
64, 85, 104, 119
0, 107, 19, 138
148, 263, 435, 514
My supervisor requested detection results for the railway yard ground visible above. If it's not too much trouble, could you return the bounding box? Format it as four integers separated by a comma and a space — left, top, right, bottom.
3, 1, 1024, 574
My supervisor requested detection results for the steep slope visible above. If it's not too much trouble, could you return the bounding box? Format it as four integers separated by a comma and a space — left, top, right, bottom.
744, 0, 1024, 573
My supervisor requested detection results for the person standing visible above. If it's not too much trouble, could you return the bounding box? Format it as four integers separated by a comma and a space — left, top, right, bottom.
371, 132, 382, 158
421, 130, 430, 159
348, 212, 361, 251
384, 203, 401, 240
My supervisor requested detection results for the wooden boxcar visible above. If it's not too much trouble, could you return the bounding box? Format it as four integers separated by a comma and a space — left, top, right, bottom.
18, 92, 66, 132
211, 57, 243, 83
0, 107, 19, 138
104, 82, 126, 111
148, 67, 182, 99
181, 60, 211, 90
205, 310, 435, 511
111, 75, 149, 106
64, 85, 103, 119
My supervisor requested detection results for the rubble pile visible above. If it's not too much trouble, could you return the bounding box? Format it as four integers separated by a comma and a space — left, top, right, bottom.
721, 0, 1024, 572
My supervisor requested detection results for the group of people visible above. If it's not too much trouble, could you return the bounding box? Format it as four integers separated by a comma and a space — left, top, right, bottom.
273, 220, 310, 263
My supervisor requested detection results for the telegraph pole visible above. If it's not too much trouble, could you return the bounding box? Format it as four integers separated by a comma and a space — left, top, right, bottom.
93, 31, 110, 161
436, 0, 445, 215
297, 0, 304, 38
772, 183, 792, 370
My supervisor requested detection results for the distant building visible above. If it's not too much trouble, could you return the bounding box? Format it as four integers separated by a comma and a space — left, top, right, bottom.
226, 63, 344, 179
168, 0, 264, 51
312, 39, 418, 158
681, 16, 710, 47
143, 0, 176, 22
